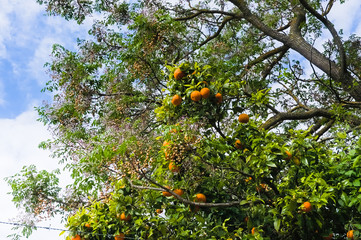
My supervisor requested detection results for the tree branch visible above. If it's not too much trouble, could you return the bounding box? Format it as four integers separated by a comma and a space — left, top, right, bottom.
260, 108, 333, 130
298, 0, 347, 72
229, 0, 361, 101
138, 169, 248, 207
315, 119, 335, 138
245, 45, 289, 70
174, 9, 242, 21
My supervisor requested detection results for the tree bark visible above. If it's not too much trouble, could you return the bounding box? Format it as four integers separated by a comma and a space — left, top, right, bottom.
229, 0, 361, 101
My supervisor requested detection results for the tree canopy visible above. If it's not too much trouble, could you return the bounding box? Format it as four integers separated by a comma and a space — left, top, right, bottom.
6, 0, 361, 239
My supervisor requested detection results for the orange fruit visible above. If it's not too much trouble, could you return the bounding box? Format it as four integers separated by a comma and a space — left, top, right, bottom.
235, 139, 242, 149
174, 68, 186, 80
120, 212, 131, 221
169, 128, 178, 133
171, 95, 182, 106
84, 223, 91, 228
215, 93, 222, 103
173, 189, 184, 197
114, 233, 125, 240
162, 186, 172, 197
302, 201, 312, 213
245, 177, 252, 182
251, 227, 256, 235
200, 88, 211, 99
169, 162, 180, 173
191, 91, 202, 102
322, 233, 333, 240
156, 209, 163, 214
72, 235, 81, 240
238, 113, 249, 123
163, 141, 170, 147
195, 193, 206, 203
285, 150, 292, 160
347, 230, 354, 239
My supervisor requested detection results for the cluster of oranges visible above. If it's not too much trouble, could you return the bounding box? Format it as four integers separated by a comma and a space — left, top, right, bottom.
72, 212, 130, 240
171, 68, 223, 107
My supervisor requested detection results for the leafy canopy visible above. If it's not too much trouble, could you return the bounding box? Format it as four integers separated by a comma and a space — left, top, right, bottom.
6, 0, 361, 239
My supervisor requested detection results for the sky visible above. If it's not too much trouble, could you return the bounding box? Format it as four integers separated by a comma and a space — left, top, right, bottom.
0, 0, 360, 239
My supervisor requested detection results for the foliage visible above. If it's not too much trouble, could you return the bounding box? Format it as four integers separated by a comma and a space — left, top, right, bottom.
6, 0, 361, 239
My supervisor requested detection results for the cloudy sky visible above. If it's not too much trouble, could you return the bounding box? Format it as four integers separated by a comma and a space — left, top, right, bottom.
0, 0, 360, 239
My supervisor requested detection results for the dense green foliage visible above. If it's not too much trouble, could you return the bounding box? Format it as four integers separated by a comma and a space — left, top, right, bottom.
7, 0, 361, 239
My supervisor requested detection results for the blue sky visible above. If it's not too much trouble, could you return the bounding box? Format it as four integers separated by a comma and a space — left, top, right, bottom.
0, 0, 360, 239
0, 1, 94, 119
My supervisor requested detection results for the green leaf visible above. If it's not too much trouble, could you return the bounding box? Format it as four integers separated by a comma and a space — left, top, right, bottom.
274, 219, 281, 231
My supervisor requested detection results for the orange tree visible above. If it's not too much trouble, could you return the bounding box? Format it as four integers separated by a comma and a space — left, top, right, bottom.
6, 0, 361, 239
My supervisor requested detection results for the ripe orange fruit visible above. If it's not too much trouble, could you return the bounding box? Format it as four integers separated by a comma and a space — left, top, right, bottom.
171, 95, 182, 106
251, 227, 256, 235
191, 91, 202, 102
120, 212, 131, 221
285, 150, 292, 160
245, 177, 252, 182
302, 201, 312, 213
173, 189, 184, 197
72, 235, 81, 240
163, 141, 170, 147
215, 93, 222, 103
200, 88, 211, 99
169, 162, 180, 173
174, 68, 186, 80
238, 113, 249, 123
195, 193, 206, 203
156, 209, 163, 214
84, 223, 91, 228
347, 230, 354, 239
162, 186, 172, 197
115, 233, 125, 240
235, 139, 242, 149
322, 233, 333, 240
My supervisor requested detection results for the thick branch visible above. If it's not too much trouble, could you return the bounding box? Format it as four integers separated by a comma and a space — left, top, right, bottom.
298, 0, 346, 72
245, 45, 289, 70
229, 0, 361, 101
315, 119, 335, 138
260, 108, 333, 130
174, 9, 242, 21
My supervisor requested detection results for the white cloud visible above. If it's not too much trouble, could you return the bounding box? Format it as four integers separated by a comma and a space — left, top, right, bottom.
27, 37, 61, 86
327, 0, 361, 36
0, 108, 68, 239
0, 1, 12, 58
